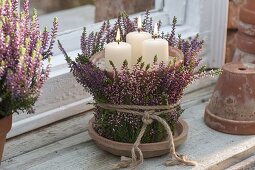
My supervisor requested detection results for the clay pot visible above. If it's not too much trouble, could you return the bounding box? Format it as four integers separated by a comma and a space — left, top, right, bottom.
236, 32, 255, 54
0, 115, 12, 163
204, 63, 255, 135
88, 117, 188, 158
234, 0, 255, 63
239, 0, 255, 25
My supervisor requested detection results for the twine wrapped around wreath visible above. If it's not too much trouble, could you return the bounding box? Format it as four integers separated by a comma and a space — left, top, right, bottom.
96, 103, 197, 169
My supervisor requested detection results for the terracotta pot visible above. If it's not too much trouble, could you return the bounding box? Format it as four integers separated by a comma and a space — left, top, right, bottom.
236, 32, 255, 54
204, 63, 255, 135
239, 0, 255, 25
88, 117, 188, 158
0, 115, 12, 163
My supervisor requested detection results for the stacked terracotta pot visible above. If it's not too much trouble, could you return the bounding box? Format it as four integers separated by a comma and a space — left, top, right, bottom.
204, 0, 255, 135
233, 0, 255, 63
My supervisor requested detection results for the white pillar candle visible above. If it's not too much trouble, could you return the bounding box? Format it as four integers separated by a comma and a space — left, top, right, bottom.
105, 28, 132, 71
142, 23, 169, 66
126, 16, 151, 65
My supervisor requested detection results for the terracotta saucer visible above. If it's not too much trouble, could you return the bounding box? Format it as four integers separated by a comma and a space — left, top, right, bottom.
88, 117, 188, 158
204, 106, 255, 135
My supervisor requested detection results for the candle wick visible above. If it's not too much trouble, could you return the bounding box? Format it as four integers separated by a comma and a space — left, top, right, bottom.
138, 28, 141, 33
117, 40, 120, 45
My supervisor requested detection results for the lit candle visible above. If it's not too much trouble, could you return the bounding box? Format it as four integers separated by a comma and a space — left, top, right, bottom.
126, 16, 151, 65
142, 23, 169, 66
105, 28, 132, 71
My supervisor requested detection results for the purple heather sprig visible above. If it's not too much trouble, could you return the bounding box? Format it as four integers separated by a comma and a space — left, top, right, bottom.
0, 0, 58, 117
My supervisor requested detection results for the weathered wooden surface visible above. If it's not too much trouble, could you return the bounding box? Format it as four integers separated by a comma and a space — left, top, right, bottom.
227, 155, 255, 170
2, 77, 255, 170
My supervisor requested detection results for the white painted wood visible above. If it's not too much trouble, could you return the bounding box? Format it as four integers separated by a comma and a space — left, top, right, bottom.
4, 112, 94, 161
8, 97, 94, 138
183, 0, 229, 68
200, 0, 229, 68
3, 101, 255, 170
38, 5, 95, 33
164, 0, 187, 25
155, 0, 164, 11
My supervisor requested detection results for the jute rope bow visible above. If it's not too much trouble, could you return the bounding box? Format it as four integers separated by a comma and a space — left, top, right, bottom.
96, 103, 197, 169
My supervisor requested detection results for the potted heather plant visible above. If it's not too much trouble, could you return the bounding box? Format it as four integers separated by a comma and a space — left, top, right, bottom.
0, 0, 58, 162
59, 12, 220, 169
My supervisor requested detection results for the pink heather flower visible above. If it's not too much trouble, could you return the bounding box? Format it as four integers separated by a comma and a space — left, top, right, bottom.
0, 0, 58, 117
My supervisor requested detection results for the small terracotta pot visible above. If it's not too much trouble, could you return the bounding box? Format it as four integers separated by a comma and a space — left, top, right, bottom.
88, 117, 188, 158
239, 0, 255, 25
0, 115, 12, 163
204, 63, 255, 135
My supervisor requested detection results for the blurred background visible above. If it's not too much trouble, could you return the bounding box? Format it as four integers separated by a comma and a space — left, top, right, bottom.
20, 0, 156, 32
21, 0, 240, 64
21, 0, 94, 15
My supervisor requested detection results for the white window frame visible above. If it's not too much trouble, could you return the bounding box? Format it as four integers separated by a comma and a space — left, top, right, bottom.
8, 0, 229, 138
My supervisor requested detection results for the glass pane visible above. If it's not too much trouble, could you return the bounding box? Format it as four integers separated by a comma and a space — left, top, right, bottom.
21, 0, 162, 32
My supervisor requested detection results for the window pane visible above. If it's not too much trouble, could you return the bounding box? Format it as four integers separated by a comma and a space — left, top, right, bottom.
21, 0, 162, 32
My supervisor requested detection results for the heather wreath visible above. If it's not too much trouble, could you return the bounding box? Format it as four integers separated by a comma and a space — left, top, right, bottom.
59, 12, 220, 143
0, 0, 58, 118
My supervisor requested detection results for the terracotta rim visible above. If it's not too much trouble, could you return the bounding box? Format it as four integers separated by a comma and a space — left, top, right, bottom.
236, 32, 255, 54
204, 105, 255, 135
88, 117, 188, 158
223, 62, 255, 74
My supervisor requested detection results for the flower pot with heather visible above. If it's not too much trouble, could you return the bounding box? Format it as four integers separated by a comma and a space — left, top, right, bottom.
59, 12, 220, 169
0, 0, 58, 163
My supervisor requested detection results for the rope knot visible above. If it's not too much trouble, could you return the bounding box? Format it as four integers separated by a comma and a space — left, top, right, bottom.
96, 102, 197, 169
142, 111, 154, 125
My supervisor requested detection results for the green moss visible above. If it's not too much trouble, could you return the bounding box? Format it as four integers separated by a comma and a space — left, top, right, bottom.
94, 106, 183, 143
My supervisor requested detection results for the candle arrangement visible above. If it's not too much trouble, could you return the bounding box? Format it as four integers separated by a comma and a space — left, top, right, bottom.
58, 11, 220, 169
